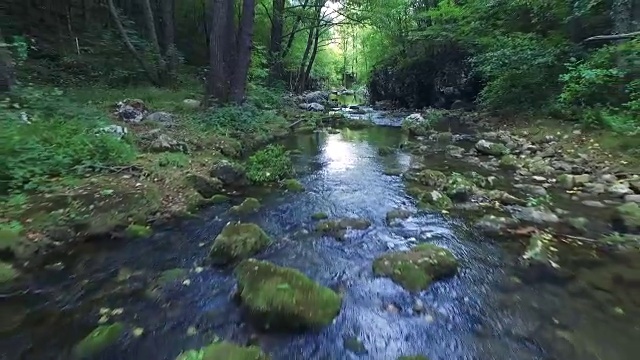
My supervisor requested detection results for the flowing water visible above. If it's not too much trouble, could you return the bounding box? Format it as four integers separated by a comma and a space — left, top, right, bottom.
2, 112, 640, 359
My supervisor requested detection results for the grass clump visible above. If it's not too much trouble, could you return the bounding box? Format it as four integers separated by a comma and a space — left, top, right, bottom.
246, 145, 293, 184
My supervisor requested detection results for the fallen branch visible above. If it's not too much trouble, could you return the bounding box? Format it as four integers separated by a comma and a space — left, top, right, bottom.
583, 31, 640, 43
288, 118, 306, 129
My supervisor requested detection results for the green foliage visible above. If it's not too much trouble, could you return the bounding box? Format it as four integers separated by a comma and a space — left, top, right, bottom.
156, 153, 189, 168
196, 105, 287, 138
526, 194, 552, 208
246, 145, 293, 184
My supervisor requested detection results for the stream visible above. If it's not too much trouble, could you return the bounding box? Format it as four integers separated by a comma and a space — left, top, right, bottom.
1, 111, 640, 359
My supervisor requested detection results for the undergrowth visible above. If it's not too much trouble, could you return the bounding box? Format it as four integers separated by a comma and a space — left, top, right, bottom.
246, 145, 293, 184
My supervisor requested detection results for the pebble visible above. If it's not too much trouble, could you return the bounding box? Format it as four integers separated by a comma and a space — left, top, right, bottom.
532, 176, 547, 182
624, 194, 640, 203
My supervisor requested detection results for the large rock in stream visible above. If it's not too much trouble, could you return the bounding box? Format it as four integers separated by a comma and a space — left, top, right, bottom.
176, 341, 270, 360
475, 140, 508, 157
210, 223, 271, 265
234, 259, 342, 330
373, 243, 458, 291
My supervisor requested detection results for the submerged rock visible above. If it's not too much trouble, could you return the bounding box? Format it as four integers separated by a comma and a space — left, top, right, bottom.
210, 160, 247, 187
386, 209, 413, 224
373, 243, 458, 291
418, 190, 453, 210
72, 323, 125, 359
311, 212, 329, 220
230, 198, 261, 215
210, 223, 271, 265
234, 259, 342, 330
343, 336, 367, 354
176, 341, 269, 360
378, 146, 395, 156
281, 179, 304, 192
315, 218, 371, 239
475, 140, 507, 157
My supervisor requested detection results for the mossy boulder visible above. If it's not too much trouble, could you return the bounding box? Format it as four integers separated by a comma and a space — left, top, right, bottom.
315, 218, 372, 239
186, 174, 223, 199
72, 323, 125, 359
230, 198, 261, 215
282, 179, 304, 192
444, 175, 476, 202
210, 223, 271, 265
386, 209, 413, 224
311, 212, 329, 220
613, 202, 640, 233
210, 160, 247, 187
475, 140, 507, 156
408, 169, 447, 188
125, 224, 152, 238
418, 190, 453, 210
373, 243, 458, 291
499, 155, 519, 169
210, 194, 230, 204
176, 341, 269, 360
234, 259, 342, 330
0, 261, 19, 283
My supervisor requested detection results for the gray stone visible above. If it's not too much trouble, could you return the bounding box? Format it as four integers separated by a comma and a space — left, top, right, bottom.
210, 160, 247, 186
584, 183, 606, 194
306, 102, 325, 112
150, 133, 188, 153
145, 111, 175, 126
97, 125, 128, 139
475, 215, 519, 235
512, 207, 560, 225
624, 194, 640, 203
581, 200, 606, 208
514, 184, 548, 197
608, 183, 633, 197
475, 139, 508, 156
600, 174, 618, 183
183, 99, 201, 108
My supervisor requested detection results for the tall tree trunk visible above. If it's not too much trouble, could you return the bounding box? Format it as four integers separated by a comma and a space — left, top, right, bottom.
268, 0, 285, 83
224, 0, 237, 75
107, 0, 161, 85
302, 26, 320, 91
206, 0, 232, 104
140, 0, 167, 81
230, 0, 256, 103
160, 0, 177, 75
0, 29, 15, 93
296, 27, 315, 92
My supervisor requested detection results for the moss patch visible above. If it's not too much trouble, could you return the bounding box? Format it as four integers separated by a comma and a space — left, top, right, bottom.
373, 243, 458, 291
499, 155, 519, 169
418, 190, 453, 210
234, 259, 342, 330
281, 179, 304, 192
410, 170, 447, 188
210, 223, 271, 265
311, 212, 329, 220
315, 218, 372, 240
176, 341, 270, 360
613, 202, 640, 233
0, 261, 19, 283
72, 323, 125, 359
230, 198, 261, 215
125, 224, 152, 238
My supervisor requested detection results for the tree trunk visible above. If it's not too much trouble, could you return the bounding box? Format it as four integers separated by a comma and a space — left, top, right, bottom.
0, 29, 15, 93
230, 0, 256, 103
140, 0, 167, 81
282, 0, 310, 58
268, 0, 285, 82
224, 0, 237, 75
302, 26, 320, 91
296, 27, 315, 92
107, 0, 161, 85
206, 0, 232, 104
160, 0, 177, 75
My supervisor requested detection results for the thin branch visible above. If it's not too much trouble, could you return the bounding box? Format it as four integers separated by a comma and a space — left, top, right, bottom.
583, 31, 640, 42
259, 1, 273, 26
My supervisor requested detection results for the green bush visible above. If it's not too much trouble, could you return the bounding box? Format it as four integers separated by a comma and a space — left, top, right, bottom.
246, 145, 293, 184
195, 104, 288, 138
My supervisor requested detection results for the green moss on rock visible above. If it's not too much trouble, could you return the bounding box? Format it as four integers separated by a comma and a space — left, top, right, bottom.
411, 170, 447, 188
418, 190, 453, 210
125, 224, 152, 238
614, 202, 640, 233
315, 218, 372, 239
499, 155, 519, 169
72, 323, 125, 359
234, 259, 341, 330
210, 223, 271, 265
230, 198, 261, 215
373, 243, 458, 291
176, 341, 270, 360
0, 261, 19, 283
210, 194, 230, 204
311, 212, 329, 220
282, 179, 304, 192
445, 174, 476, 202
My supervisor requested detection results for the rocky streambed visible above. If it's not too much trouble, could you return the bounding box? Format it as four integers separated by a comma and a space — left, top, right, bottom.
1, 110, 640, 360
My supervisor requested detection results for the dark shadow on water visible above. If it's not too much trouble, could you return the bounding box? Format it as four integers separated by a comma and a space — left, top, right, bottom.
2, 125, 640, 359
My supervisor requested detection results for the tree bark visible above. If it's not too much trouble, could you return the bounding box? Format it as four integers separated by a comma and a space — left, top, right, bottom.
206, 0, 232, 104
302, 26, 320, 91
282, 0, 310, 58
107, 0, 161, 85
0, 29, 15, 93
230, 0, 256, 103
268, 0, 285, 82
159, 0, 177, 74
140, 0, 167, 81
